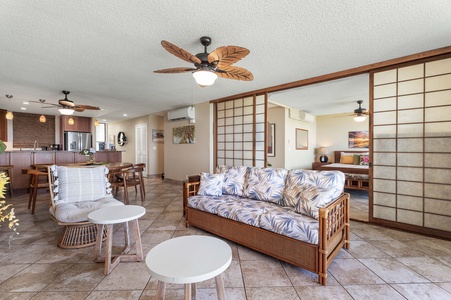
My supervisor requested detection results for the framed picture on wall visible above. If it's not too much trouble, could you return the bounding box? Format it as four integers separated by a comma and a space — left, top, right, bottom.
152, 129, 164, 142
268, 123, 275, 157
348, 131, 369, 148
296, 128, 308, 150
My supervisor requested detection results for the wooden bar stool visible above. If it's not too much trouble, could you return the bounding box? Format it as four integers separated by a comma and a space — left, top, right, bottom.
22, 169, 49, 214
0, 165, 14, 196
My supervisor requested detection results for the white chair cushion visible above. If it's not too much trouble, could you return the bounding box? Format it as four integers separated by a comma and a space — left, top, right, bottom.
53, 166, 111, 203
50, 197, 124, 223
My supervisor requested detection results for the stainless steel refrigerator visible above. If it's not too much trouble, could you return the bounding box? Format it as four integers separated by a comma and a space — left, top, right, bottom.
64, 132, 92, 151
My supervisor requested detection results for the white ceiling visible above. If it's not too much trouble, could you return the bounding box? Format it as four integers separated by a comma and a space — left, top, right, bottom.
1, 1, 450, 122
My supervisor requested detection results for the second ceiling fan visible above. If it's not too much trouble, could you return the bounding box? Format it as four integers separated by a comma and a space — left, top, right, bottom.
154, 36, 253, 87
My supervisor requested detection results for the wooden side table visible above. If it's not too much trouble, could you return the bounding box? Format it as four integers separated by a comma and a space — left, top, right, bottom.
145, 236, 232, 300
88, 205, 145, 275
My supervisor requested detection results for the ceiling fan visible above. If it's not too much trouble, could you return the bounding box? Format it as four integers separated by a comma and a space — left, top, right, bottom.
353, 100, 369, 122
154, 36, 253, 87
31, 90, 100, 115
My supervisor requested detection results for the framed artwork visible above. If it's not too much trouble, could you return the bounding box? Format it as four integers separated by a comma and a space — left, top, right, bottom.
173, 125, 195, 144
348, 131, 369, 148
267, 123, 275, 157
152, 129, 164, 142
296, 128, 308, 150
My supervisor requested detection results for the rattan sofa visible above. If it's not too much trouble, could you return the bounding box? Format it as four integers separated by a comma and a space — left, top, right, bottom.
183, 166, 350, 286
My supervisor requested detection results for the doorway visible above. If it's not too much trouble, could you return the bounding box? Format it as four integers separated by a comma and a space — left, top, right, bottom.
135, 123, 147, 176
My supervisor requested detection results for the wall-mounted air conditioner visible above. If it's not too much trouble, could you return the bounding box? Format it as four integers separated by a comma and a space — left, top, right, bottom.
288, 108, 315, 123
167, 106, 195, 121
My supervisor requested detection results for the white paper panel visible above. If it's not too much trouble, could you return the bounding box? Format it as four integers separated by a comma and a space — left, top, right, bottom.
243, 106, 253, 115
225, 117, 233, 125
243, 97, 253, 106
397, 167, 423, 181
398, 108, 423, 123
425, 137, 451, 152
373, 138, 396, 151
373, 179, 396, 193
426, 74, 451, 91
374, 97, 396, 111
398, 195, 423, 211
373, 206, 396, 221
397, 209, 423, 226
374, 83, 396, 98
425, 90, 451, 107
424, 214, 451, 231
373, 125, 396, 138
425, 168, 451, 184
373, 166, 396, 179
426, 57, 451, 76
398, 94, 424, 109
234, 116, 243, 124
425, 106, 451, 122
373, 69, 396, 85
234, 107, 243, 115
234, 98, 243, 107
425, 122, 451, 137
397, 181, 423, 197
243, 142, 253, 151
373, 152, 396, 166
398, 63, 424, 81
373, 111, 396, 125
425, 153, 451, 168
226, 101, 234, 109
217, 102, 225, 110
397, 153, 423, 167
397, 124, 423, 137
398, 79, 423, 95
398, 138, 423, 152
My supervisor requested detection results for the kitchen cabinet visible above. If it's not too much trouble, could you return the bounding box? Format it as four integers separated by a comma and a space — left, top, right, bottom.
60, 116, 91, 133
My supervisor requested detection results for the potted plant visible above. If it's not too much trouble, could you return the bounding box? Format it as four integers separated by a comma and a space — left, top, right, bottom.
0, 140, 19, 247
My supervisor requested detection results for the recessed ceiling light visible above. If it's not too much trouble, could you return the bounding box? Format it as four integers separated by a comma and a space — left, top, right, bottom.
123, 114, 127, 117
22, 101, 29, 105
20, 107, 27, 110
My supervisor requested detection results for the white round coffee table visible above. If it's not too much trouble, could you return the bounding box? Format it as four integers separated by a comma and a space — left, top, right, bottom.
88, 205, 146, 275
146, 235, 232, 300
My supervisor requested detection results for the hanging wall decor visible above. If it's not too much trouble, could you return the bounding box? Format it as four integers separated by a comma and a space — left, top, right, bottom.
173, 125, 195, 144
152, 129, 164, 142
348, 131, 369, 148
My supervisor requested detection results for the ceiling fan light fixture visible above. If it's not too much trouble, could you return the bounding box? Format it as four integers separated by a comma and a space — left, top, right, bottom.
193, 70, 217, 87
39, 114, 46, 123
5, 111, 13, 120
353, 114, 367, 122
59, 108, 75, 115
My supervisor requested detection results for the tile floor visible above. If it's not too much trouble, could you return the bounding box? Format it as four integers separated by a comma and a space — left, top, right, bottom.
1, 178, 450, 300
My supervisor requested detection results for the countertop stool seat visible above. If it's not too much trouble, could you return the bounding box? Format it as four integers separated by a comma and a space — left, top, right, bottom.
145, 236, 232, 300
0, 165, 14, 196
88, 205, 145, 275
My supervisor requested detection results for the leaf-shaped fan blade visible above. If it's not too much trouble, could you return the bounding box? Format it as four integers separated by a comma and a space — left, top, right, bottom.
208, 46, 250, 68
74, 105, 100, 111
161, 40, 201, 65
216, 66, 254, 81
154, 67, 198, 73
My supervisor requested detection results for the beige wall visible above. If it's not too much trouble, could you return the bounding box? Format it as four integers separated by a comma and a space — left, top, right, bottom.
107, 114, 164, 176
164, 102, 213, 181
267, 107, 285, 168
316, 114, 369, 162
284, 108, 316, 169
268, 107, 317, 169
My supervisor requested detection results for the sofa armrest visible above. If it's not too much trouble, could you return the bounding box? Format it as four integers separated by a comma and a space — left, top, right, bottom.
317, 192, 350, 285
183, 180, 200, 215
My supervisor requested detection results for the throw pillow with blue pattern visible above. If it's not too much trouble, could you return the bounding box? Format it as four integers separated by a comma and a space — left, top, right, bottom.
217, 165, 249, 196
287, 170, 345, 219
243, 167, 288, 204
198, 172, 224, 196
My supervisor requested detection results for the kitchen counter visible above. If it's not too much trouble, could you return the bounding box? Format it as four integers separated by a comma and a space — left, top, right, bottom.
0, 150, 123, 190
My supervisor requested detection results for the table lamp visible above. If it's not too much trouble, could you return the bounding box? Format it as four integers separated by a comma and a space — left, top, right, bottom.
319, 147, 328, 163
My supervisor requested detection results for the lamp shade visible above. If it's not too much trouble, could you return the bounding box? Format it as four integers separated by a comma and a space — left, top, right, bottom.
318, 147, 327, 155
68, 117, 74, 125
5, 111, 13, 120
94, 119, 99, 126
39, 114, 46, 122
193, 70, 217, 86
354, 114, 367, 122
59, 108, 75, 115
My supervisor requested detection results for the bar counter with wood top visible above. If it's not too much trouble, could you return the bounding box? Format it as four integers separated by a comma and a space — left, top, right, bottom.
0, 150, 123, 190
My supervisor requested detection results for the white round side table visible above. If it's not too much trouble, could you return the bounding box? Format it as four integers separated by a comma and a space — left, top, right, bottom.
145, 235, 232, 300
88, 205, 146, 275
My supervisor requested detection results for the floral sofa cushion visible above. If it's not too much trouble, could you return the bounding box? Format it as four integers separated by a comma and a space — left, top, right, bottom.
198, 172, 224, 196
216, 165, 249, 196
188, 194, 241, 214
243, 167, 288, 205
52, 166, 112, 204
284, 170, 345, 219
259, 205, 319, 245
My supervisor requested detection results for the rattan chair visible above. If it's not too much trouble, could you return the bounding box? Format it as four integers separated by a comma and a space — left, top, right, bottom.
48, 165, 124, 249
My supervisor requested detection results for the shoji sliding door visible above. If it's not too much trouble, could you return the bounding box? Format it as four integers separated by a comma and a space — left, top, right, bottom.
371, 54, 451, 239
215, 94, 267, 167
